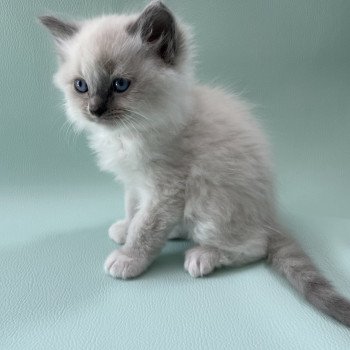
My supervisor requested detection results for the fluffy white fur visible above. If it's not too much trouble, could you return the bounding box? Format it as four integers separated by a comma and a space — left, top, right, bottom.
40, 1, 350, 327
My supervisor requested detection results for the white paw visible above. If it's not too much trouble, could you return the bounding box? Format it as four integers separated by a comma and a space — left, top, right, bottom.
104, 249, 148, 279
184, 246, 220, 278
108, 220, 128, 244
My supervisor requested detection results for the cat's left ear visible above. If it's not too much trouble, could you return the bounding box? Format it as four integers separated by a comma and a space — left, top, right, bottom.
39, 15, 80, 59
128, 1, 181, 65
39, 15, 79, 41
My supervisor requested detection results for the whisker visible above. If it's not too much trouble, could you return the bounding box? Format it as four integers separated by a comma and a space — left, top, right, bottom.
126, 116, 144, 140
124, 112, 155, 138
124, 116, 142, 140
118, 116, 134, 138
59, 119, 74, 146
124, 109, 161, 135
125, 113, 148, 132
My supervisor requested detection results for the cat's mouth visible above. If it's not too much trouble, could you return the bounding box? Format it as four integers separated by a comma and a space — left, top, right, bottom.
88, 109, 126, 126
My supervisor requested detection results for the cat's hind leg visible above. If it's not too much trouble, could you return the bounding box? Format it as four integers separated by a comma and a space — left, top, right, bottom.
184, 245, 221, 277
184, 242, 266, 277
184, 223, 268, 277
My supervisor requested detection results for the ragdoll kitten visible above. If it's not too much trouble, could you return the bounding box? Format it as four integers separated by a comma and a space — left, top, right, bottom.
40, 1, 350, 326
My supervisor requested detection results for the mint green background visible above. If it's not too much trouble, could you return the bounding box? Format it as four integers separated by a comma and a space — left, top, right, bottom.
1, 1, 350, 349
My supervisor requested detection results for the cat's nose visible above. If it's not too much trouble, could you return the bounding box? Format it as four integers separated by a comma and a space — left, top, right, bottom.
89, 96, 107, 117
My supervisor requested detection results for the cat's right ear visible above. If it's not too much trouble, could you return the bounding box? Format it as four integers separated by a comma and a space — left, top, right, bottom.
38, 15, 79, 59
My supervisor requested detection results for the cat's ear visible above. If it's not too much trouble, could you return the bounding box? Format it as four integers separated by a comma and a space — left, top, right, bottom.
39, 15, 79, 41
128, 1, 180, 65
39, 15, 79, 59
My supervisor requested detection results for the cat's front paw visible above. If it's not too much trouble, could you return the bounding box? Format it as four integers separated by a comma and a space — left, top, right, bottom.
108, 220, 128, 244
104, 249, 148, 279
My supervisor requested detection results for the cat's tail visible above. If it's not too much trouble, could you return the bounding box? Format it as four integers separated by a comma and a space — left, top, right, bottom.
267, 226, 350, 327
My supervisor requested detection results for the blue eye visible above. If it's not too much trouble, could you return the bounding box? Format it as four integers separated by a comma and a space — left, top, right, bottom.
74, 79, 88, 93
113, 78, 130, 93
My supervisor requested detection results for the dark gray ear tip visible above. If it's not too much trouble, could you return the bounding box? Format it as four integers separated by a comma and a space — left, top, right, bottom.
143, 0, 175, 26
146, 1, 172, 13
37, 15, 59, 27
148, 0, 165, 7
37, 15, 53, 26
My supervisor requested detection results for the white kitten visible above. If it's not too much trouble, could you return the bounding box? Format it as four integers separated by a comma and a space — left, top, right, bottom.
40, 1, 350, 326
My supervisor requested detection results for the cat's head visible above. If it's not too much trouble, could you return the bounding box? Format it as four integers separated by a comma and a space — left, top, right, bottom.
40, 1, 194, 134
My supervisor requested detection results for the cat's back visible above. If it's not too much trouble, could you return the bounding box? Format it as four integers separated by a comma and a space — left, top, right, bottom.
190, 84, 270, 158
185, 84, 275, 220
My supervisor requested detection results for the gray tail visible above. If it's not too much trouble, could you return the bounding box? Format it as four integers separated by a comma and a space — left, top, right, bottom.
267, 227, 350, 327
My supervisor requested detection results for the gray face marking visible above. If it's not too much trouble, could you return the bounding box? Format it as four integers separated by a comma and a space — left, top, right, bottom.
88, 74, 111, 99
83, 71, 114, 119
88, 95, 108, 117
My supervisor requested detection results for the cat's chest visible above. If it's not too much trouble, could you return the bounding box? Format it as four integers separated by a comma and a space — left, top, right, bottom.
89, 132, 148, 182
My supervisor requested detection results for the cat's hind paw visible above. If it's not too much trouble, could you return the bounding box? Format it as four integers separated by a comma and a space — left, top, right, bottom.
184, 246, 220, 277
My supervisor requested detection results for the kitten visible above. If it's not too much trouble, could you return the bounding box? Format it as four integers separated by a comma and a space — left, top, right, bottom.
40, 1, 350, 326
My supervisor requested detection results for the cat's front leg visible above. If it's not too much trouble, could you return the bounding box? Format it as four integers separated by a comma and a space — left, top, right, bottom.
108, 188, 139, 244
104, 196, 183, 279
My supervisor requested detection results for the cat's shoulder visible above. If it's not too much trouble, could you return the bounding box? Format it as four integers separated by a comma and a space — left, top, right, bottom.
191, 84, 256, 129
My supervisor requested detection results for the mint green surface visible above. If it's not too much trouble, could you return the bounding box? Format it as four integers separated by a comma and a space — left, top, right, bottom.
1, 1, 350, 349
